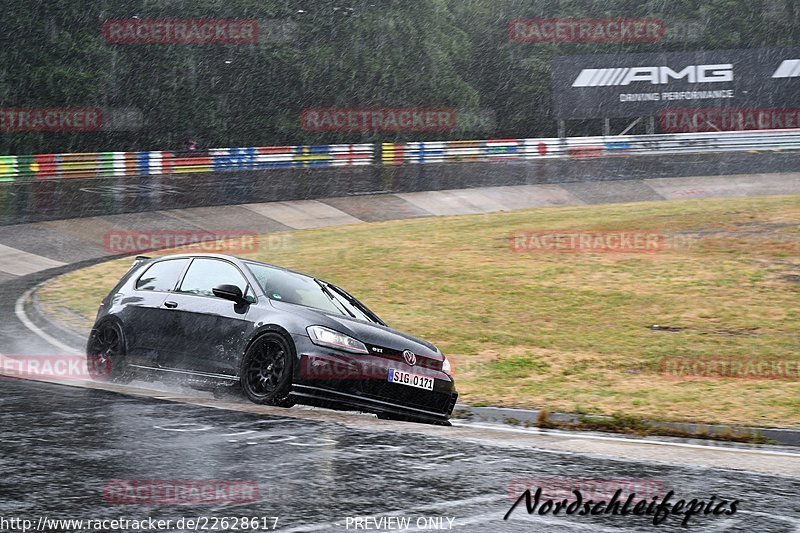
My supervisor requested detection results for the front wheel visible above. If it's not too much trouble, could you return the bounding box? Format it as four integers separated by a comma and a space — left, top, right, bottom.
240, 332, 296, 407
86, 321, 132, 383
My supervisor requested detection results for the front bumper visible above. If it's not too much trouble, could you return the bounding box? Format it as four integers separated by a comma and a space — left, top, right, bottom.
291, 334, 458, 420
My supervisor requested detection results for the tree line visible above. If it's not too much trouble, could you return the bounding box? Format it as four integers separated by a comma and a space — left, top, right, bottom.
1, 0, 797, 154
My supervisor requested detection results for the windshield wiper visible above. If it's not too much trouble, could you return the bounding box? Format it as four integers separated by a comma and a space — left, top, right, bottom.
314, 279, 356, 319
326, 284, 385, 325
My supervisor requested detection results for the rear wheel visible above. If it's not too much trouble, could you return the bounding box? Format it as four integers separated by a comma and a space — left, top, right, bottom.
86, 321, 132, 383
240, 332, 296, 407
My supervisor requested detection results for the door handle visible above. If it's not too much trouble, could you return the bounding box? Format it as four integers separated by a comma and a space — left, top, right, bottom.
164, 301, 178, 309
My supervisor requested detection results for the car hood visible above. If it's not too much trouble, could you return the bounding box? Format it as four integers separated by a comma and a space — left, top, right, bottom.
268, 300, 442, 360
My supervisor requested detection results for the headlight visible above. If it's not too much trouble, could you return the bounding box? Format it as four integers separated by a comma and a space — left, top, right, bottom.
307, 325, 369, 354
442, 355, 452, 376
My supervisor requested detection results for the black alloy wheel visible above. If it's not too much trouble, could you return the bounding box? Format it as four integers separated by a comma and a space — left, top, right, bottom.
86, 321, 132, 383
241, 332, 296, 407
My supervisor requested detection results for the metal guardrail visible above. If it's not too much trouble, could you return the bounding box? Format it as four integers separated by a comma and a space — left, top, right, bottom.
382, 129, 800, 164
0, 130, 798, 182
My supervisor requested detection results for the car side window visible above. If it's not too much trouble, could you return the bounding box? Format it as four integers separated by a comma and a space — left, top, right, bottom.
177, 258, 249, 298
135, 259, 190, 292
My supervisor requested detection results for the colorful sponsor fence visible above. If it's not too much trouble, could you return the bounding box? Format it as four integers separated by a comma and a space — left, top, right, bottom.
1, 130, 799, 181
381, 139, 522, 164
0, 144, 373, 182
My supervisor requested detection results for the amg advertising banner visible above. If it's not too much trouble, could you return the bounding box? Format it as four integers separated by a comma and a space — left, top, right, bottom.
552, 47, 800, 120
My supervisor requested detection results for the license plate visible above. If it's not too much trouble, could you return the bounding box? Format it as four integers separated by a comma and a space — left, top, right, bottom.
388, 368, 434, 391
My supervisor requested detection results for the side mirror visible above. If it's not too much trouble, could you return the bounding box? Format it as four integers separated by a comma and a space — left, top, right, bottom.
212, 284, 248, 305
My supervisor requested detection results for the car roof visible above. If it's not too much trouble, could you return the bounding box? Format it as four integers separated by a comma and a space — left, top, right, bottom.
147, 253, 316, 280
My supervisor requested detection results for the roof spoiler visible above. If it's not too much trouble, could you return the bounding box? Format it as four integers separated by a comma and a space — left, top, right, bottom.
130, 255, 151, 269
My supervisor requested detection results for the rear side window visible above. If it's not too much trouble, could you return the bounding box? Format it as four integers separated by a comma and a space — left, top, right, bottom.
135, 259, 190, 292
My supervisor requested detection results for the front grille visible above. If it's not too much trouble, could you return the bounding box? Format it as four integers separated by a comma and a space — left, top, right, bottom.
331, 379, 454, 413
364, 345, 443, 372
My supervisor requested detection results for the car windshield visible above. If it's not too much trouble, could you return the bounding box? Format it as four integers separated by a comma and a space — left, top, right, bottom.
245, 262, 382, 324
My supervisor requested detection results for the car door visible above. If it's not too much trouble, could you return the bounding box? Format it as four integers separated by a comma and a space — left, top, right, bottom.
123, 257, 191, 367
159, 257, 253, 376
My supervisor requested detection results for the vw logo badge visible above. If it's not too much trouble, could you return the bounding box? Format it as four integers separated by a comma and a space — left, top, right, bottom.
403, 350, 417, 366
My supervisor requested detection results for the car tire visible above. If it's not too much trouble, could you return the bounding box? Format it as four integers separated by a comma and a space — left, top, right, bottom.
86, 320, 133, 383
240, 332, 296, 407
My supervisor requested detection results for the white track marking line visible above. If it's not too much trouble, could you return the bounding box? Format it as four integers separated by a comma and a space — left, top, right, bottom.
453, 422, 800, 458
191, 401, 800, 462
7, 364, 795, 463
14, 284, 82, 355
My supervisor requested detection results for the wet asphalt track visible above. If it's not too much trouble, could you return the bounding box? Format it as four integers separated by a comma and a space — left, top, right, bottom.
2, 376, 800, 532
